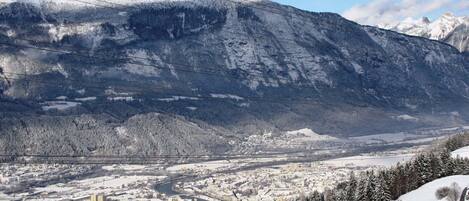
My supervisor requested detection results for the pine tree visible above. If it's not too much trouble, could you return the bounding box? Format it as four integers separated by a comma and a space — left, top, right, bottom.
404, 163, 415, 193
373, 173, 392, 201
364, 171, 376, 201
445, 134, 464, 151
453, 157, 466, 174
463, 158, 469, 174
428, 152, 442, 180
438, 150, 451, 177
324, 188, 337, 201
345, 172, 358, 201
441, 148, 457, 176
390, 163, 404, 199
414, 154, 432, 186
355, 175, 368, 201
335, 189, 347, 201
309, 190, 324, 201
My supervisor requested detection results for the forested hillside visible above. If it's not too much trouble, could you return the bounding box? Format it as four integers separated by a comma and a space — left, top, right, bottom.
301, 133, 469, 201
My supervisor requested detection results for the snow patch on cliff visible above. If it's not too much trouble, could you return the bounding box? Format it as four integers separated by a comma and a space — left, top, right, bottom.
157, 96, 200, 102
48, 22, 101, 42
107, 96, 134, 101
351, 62, 364, 74
41, 101, 80, 111
210, 93, 244, 101
123, 50, 162, 77
74, 97, 97, 102
394, 114, 419, 121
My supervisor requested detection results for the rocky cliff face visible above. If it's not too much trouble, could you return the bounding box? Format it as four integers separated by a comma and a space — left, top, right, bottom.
0, 0, 468, 157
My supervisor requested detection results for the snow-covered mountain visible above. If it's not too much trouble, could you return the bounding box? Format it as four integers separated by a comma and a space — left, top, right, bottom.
382, 13, 469, 52
0, 0, 468, 157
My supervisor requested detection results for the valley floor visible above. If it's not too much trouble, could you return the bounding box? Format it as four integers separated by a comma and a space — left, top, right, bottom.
0, 150, 418, 201
0, 126, 467, 200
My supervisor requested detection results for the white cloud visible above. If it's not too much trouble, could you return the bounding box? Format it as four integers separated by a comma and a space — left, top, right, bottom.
455, 0, 469, 11
342, 0, 460, 26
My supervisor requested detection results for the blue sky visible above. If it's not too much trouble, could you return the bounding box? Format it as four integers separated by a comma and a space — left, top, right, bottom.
273, 0, 369, 14
273, 0, 469, 25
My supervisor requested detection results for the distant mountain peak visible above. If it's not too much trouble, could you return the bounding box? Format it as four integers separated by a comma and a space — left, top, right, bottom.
421, 17, 430, 24
382, 13, 469, 52
442, 12, 455, 18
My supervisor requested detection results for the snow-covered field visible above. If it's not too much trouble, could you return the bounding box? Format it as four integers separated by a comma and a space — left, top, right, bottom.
351, 126, 469, 145
323, 153, 414, 168
166, 156, 289, 174
399, 175, 469, 201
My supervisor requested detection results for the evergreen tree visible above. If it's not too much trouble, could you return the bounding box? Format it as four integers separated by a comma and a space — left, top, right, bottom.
309, 190, 324, 201
428, 152, 442, 180
335, 189, 347, 201
373, 173, 392, 201
364, 171, 376, 201
403, 163, 415, 193
324, 188, 337, 201
445, 134, 464, 151
453, 157, 466, 174
390, 163, 404, 199
345, 172, 358, 201
414, 154, 432, 186
355, 175, 367, 201
438, 150, 453, 177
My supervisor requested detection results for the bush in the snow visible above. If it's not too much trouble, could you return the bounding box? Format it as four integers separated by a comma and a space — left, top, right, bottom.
446, 183, 462, 201
435, 183, 462, 201
435, 183, 461, 201
436, 186, 451, 200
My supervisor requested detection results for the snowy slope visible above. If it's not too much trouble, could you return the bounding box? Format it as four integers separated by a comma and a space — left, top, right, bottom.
399, 175, 469, 201
383, 13, 469, 52
285, 128, 336, 141
427, 13, 467, 41
452, 146, 469, 159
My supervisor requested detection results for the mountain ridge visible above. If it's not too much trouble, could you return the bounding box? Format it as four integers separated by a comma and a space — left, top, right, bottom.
381, 13, 469, 52
0, 0, 468, 157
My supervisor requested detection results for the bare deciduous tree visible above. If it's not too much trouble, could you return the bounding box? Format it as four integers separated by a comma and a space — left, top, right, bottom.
436, 187, 451, 200
435, 183, 461, 201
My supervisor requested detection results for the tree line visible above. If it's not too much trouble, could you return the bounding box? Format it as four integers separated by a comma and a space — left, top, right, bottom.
300, 133, 469, 201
